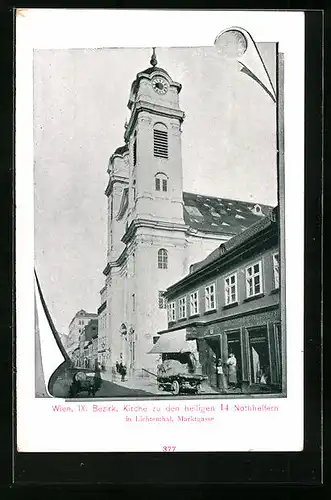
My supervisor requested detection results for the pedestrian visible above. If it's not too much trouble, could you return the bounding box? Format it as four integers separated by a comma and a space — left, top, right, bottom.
120, 363, 127, 382
116, 360, 120, 373
226, 353, 237, 388
216, 359, 224, 391
93, 359, 102, 395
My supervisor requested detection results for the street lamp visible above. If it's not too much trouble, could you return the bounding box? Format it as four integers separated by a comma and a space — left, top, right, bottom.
214, 27, 276, 103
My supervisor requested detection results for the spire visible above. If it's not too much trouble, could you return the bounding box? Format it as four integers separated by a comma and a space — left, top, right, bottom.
150, 47, 157, 67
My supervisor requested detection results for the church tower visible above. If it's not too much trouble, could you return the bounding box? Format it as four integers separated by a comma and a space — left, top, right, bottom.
103, 49, 189, 375
124, 48, 186, 229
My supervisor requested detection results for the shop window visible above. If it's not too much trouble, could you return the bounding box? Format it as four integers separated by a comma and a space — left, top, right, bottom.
248, 327, 270, 384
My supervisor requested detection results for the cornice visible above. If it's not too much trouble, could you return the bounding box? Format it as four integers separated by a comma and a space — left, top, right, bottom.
128, 70, 182, 110
105, 176, 129, 197
157, 303, 279, 336
103, 247, 128, 276
121, 218, 188, 245
125, 100, 185, 141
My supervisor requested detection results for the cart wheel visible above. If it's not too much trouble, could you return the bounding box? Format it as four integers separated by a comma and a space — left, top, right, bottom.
171, 380, 180, 395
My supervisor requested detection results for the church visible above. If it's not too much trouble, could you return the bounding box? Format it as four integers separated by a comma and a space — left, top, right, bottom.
97, 49, 273, 378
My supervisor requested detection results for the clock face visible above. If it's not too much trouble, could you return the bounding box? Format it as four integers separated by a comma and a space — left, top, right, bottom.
152, 77, 169, 95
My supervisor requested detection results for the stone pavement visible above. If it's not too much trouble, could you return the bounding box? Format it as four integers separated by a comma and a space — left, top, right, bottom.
100, 370, 219, 396
101, 370, 164, 395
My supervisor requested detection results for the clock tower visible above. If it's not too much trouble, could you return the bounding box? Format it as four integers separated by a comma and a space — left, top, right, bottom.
124, 48, 186, 229
109, 49, 188, 373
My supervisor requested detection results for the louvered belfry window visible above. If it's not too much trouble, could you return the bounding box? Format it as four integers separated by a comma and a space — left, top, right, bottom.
153, 123, 168, 159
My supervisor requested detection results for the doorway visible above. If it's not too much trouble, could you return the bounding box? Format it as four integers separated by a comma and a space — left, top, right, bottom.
248, 327, 270, 384
200, 336, 220, 389
225, 330, 243, 384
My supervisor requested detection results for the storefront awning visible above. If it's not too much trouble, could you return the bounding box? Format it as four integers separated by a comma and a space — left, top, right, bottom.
148, 329, 197, 354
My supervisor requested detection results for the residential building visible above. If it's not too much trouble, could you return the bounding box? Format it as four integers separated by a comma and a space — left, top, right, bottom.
59, 333, 68, 351
159, 207, 282, 392
78, 318, 99, 368
67, 309, 98, 358
97, 290, 108, 370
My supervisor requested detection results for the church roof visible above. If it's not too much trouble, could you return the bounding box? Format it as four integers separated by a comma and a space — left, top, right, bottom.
139, 66, 170, 76
183, 192, 273, 236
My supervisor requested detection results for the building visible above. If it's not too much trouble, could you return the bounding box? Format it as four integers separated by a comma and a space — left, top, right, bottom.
67, 309, 98, 358
78, 318, 99, 368
59, 333, 68, 351
99, 49, 273, 377
97, 294, 108, 370
159, 207, 281, 392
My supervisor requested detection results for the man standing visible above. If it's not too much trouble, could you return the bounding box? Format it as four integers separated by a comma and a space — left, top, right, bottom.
226, 353, 237, 388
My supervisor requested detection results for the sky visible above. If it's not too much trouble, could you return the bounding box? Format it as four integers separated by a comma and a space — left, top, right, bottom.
34, 43, 278, 335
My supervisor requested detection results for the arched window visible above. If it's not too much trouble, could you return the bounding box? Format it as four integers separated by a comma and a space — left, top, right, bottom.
155, 172, 168, 192
153, 123, 168, 159
158, 248, 168, 269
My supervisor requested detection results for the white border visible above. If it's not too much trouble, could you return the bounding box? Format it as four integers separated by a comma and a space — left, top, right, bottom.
16, 9, 304, 452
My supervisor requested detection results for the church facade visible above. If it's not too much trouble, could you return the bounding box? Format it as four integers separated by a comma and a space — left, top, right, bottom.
98, 51, 272, 377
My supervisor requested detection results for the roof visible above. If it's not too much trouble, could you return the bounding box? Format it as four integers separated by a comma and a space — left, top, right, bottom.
129, 66, 173, 106
113, 145, 129, 156
183, 192, 273, 237
190, 211, 277, 274
139, 66, 170, 76
69, 309, 98, 327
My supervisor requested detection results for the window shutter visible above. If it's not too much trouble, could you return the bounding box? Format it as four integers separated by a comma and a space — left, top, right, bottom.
154, 129, 168, 159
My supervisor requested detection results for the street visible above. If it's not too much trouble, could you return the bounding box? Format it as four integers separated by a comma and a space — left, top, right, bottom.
51, 375, 155, 398
94, 379, 155, 398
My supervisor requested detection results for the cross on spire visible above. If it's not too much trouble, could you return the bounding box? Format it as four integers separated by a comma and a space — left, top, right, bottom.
150, 47, 157, 67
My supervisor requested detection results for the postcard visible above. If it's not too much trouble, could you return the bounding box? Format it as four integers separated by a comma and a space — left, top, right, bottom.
16, 9, 304, 452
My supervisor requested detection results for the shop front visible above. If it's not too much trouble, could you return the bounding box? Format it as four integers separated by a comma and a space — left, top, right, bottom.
189, 308, 282, 392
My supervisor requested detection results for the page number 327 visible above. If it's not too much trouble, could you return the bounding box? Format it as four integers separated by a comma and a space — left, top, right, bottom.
162, 446, 176, 452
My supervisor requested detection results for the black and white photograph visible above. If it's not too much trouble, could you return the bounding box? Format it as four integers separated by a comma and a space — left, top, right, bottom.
34, 30, 284, 400
16, 10, 304, 453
